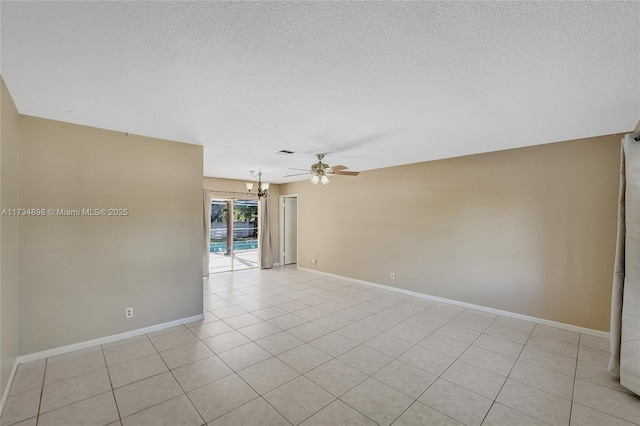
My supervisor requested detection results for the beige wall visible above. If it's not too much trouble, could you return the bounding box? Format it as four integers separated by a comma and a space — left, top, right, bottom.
1, 78, 21, 397
203, 177, 280, 266
18, 117, 203, 354
281, 135, 621, 331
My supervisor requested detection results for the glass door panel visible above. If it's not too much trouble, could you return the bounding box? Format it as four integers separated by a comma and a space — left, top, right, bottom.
209, 198, 259, 273
232, 199, 259, 271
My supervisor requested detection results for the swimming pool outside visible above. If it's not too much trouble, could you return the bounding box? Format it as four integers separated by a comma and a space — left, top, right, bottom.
210, 240, 258, 253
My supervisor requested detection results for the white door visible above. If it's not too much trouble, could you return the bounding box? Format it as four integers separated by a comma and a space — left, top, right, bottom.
283, 197, 298, 265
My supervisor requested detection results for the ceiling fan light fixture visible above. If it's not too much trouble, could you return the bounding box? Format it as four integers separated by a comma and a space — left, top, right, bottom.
311, 175, 320, 185
321, 174, 330, 185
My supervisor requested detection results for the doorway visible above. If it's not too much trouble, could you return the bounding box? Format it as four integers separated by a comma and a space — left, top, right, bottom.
279, 195, 298, 265
209, 198, 259, 273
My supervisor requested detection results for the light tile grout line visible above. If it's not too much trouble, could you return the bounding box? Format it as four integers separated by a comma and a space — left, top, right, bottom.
35, 357, 47, 426
101, 344, 123, 425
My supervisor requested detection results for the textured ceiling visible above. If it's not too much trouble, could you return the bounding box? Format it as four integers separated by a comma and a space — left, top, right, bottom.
1, 1, 639, 183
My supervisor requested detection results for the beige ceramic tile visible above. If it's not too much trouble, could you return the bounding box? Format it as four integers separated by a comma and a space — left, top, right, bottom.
491, 316, 535, 332
202, 330, 251, 354
509, 359, 574, 400
572, 379, 640, 424
263, 376, 335, 425
172, 355, 233, 393
472, 333, 524, 358
419, 333, 470, 358
103, 339, 158, 367
295, 306, 330, 321
335, 322, 380, 343
188, 374, 259, 423
579, 334, 610, 352
9, 361, 45, 396
305, 359, 368, 397
399, 345, 456, 376
434, 323, 482, 344
159, 341, 213, 370
311, 314, 353, 331
278, 343, 332, 374
341, 378, 413, 426
251, 306, 288, 320
38, 392, 119, 426
496, 379, 571, 426
268, 313, 308, 330
527, 334, 579, 358
519, 345, 577, 377
40, 368, 112, 414
223, 312, 263, 329
442, 360, 507, 399
310, 330, 359, 358
108, 353, 168, 389
237, 322, 282, 340
364, 333, 413, 358
531, 325, 579, 345
121, 395, 203, 426
373, 360, 437, 398
483, 324, 531, 344
237, 357, 300, 394
419, 379, 493, 426
570, 403, 637, 426
114, 371, 184, 418
149, 329, 199, 352
8, 417, 38, 426
576, 360, 633, 394
578, 346, 610, 367
385, 323, 432, 344
482, 402, 549, 426
392, 401, 463, 425
338, 345, 394, 376
287, 322, 332, 342
217, 342, 273, 371
300, 400, 376, 426
0, 388, 41, 425
208, 397, 289, 426
189, 321, 234, 340
256, 331, 305, 355
459, 346, 516, 377
44, 349, 106, 385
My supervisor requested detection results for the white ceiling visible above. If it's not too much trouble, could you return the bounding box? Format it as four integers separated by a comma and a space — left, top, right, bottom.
1, 1, 639, 183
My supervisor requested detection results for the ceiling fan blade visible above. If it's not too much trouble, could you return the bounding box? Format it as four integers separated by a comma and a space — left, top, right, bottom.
288, 168, 312, 171
329, 165, 348, 172
331, 171, 359, 176
284, 172, 312, 177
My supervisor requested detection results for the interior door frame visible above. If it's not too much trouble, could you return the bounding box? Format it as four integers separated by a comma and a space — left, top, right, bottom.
279, 194, 298, 266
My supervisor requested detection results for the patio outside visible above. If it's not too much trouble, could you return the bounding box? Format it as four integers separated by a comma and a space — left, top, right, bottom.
209, 199, 259, 273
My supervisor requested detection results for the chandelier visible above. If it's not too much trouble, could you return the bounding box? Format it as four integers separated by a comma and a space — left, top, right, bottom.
246, 170, 269, 198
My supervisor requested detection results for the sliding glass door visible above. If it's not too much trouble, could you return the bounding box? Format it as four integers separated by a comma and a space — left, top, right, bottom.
209, 198, 259, 273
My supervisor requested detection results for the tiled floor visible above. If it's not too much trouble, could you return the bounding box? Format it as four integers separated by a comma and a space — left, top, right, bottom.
3, 267, 640, 425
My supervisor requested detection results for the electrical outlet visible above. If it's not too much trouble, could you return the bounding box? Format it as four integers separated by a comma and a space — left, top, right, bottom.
312, 259, 318, 265
125, 307, 133, 319
390, 272, 395, 279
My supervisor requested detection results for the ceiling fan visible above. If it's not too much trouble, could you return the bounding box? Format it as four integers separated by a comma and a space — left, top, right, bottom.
285, 153, 359, 185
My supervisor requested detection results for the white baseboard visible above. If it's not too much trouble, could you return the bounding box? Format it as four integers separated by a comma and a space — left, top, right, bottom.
298, 267, 609, 339
15, 313, 204, 365
0, 360, 19, 416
